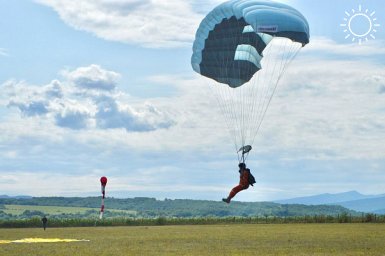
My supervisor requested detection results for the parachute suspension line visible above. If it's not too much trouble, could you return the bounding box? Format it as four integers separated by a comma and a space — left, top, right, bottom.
211, 84, 238, 154
238, 18, 247, 150
260, 38, 285, 127
230, 19, 243, 152
247, 58, 259, 147
241, 16, 256, 153
235, 18, 247, 152
209, 77, 236, 153
250, 40, 302, 146
236, 17, 258, 154
211, 38, 302, 160
246, 15, 269, 150
191, 0, 310, 165
252, 37, 286, 139
245, 38, 264, 154
226, 20, 241, 154
231, 18, 248, 154
251, 39, 285, 146
206, 17, 304, 163
243, 16, 262, 152
238, 145, 252, 163
246, 48, 259, 145
210, 20, 241, 155
240, 150, 248, 163
245, 36, 276, 148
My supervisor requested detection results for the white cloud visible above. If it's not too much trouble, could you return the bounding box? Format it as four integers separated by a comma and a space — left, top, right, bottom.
1, 65, 175, 132
93, 95, 174, 131
35, 0, 220, 48
260, 39, 385, 160
62, 64, 120, 91
33, 0, 301, 48
0, 172, 101, 196
301, 37, 385, 56
8, 100, 50, 117
2, 41, 384, 159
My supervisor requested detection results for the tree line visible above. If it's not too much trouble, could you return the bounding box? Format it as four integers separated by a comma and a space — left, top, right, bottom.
0, 196, 359, 219
1, 214, 385, 228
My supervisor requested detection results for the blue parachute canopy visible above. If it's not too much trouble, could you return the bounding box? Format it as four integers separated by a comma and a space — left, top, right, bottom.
191, 0, 310, 88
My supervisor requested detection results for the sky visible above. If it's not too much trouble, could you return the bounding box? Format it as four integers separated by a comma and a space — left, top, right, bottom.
0, 0, 384, 201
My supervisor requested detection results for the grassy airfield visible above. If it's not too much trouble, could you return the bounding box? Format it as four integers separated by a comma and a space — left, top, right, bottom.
1, 223, 385, 255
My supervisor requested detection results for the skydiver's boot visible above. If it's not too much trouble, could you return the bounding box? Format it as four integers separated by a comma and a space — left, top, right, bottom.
222, 197, 230, 204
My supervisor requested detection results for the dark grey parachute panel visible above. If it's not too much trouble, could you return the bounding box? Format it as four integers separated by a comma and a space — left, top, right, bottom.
199, 17, 267, 87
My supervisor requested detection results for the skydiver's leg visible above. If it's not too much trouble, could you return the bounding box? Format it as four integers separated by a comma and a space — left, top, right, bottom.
223, 184, 246, 203
229, 184, 245, 199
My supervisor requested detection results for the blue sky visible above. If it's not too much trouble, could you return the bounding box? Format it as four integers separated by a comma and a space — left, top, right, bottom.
0, 0, 384, 201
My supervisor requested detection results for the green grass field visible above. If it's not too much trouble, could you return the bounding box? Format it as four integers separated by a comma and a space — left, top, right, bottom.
2, 205, 136, 216
1, 223, 385, 255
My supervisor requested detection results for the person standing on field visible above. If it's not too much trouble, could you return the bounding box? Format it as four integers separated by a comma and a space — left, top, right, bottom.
41, 216, 48, 231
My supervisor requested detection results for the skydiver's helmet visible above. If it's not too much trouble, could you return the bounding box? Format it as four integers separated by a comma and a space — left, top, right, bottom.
238, 163, 246, 169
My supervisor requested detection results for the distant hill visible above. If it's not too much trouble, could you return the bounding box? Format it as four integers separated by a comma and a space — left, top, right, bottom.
274, 191, 385, 213
0, 196, 358, 219
0, 195, 32, 199
336, 196, 385, 213
274, 191, 382, 205
374, 209, 385, 214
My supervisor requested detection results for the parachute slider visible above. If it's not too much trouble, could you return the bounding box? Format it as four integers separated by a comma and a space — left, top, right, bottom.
238, 145, 252, 155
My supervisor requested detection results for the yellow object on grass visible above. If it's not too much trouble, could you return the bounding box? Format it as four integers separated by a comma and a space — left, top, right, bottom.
0, 238, 89, 244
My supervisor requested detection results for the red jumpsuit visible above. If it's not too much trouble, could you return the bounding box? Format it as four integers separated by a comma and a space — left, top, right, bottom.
228, 169, 249, 200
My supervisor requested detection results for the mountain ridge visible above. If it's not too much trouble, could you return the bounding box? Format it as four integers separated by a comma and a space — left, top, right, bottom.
274, 191, 385, 213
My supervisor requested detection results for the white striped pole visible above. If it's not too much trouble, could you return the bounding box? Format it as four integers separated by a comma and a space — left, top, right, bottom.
99, 177, 107, 219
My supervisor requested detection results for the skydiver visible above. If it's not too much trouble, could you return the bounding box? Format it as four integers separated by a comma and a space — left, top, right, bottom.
222, 163, 252, 204
41, 216, 48, 231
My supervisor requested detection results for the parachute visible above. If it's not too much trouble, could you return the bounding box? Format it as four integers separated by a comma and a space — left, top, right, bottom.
99, 176, 107, 219
192, 0, 310, 162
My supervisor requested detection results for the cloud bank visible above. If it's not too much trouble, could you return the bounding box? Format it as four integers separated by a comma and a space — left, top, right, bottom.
1, 38, 385, 199
32, 0, 301, 48
35, 0, 223, 48
3, 65, 174, 132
